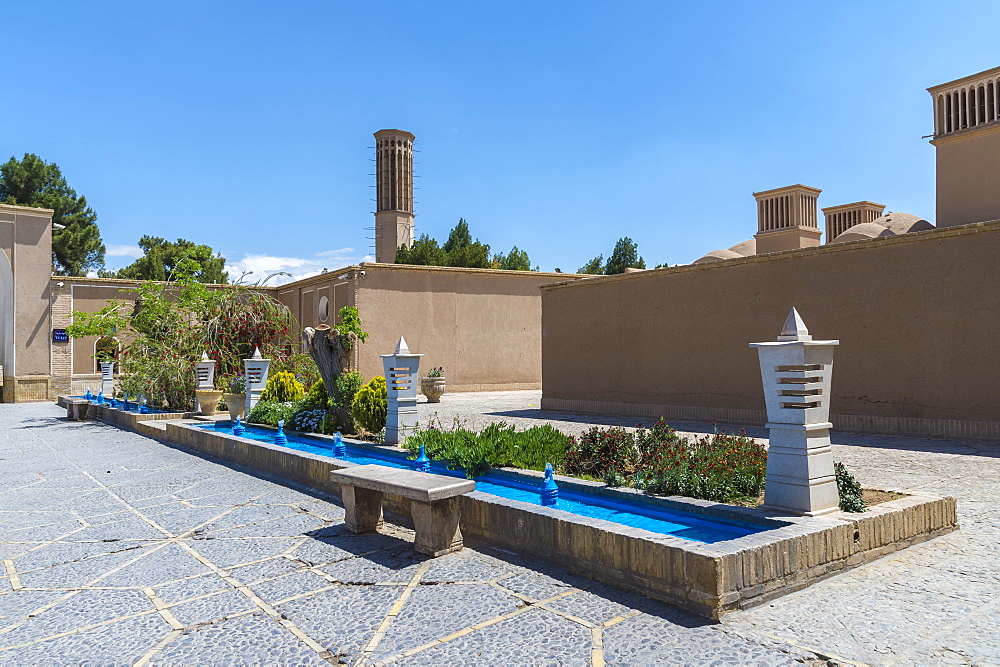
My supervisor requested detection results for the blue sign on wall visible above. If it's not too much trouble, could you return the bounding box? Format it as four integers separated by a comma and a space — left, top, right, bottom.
52, 329, 69, 342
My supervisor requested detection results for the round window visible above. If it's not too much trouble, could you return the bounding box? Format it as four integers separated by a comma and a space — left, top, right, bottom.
318, 296, 330, 323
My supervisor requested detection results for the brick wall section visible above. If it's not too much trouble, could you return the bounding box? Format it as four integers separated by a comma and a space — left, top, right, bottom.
49, 281, 73, 396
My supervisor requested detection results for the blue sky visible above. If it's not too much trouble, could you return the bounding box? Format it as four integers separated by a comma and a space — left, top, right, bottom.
4, 1, 998, 282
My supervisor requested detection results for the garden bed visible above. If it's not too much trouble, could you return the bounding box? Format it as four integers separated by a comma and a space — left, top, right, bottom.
141, 417, 957, 619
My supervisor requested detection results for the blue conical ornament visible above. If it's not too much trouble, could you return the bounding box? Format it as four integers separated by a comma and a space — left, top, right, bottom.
413, 444, 431, 473
109, 397, 117, 409
332, 431, 346, 457
540, 463, 559, 506
96, 390, 104, 405
139, 399, 148, 414
233, 416, 245, 436
122, 393, 130, 411
274, 420, 287, 446
84, 387, 93, 401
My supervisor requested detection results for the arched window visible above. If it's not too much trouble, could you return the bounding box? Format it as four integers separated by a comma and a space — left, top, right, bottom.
94, 336, 121, 373
978, 85, 987, 124
988, 82, 996, 122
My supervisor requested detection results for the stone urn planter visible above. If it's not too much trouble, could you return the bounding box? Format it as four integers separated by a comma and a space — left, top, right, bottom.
195, 389, 224, 416
421, 377, 446, 403
224, 393, 246, 421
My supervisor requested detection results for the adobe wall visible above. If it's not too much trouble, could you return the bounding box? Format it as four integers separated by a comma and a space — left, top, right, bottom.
934, 127, 1000, 228
0, 204, 54, 400
541, 222, 1000, 439
276, 264, 583, 392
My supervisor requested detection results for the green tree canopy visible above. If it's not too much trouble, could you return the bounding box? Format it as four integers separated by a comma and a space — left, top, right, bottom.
0, 153, 105, 275
492, 245, 532, 271
577, 238, 648, 275
101, 236, 228, 284
577, 254, 604, 274
394, 234, 446, 266
396, 219, 534, 270
604, 237, 646, 274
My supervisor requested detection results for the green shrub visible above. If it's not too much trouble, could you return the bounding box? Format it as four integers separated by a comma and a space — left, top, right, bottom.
634, 429, 766, 503
333, 371, 363, 433
564, 426, 641, 478
246, 399, 298, 426
302, 378, 330, 409
835, 461, 866, 512
352, 376, 387, 433
260, 371, 305, 403
404, 420, 571, 478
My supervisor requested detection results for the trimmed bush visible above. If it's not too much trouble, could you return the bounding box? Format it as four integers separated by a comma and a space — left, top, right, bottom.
352, 376, 387, 434
334, 371, 363, 433
260, 371, 305, 403
404, 421, 571, 478
246, 399, 298, 427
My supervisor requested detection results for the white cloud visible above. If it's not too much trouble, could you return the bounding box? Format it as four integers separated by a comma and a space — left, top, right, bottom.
225, 247, 372, 286
105, 244, 144, 258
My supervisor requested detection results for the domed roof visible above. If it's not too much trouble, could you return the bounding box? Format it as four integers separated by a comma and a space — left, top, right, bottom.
874, 212, 934, 235
693, 248, 742, 264
831, 222, 897, 244
727, 238, 757, 256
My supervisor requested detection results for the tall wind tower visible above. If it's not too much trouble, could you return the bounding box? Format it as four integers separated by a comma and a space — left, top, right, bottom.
373, 129, 415, 263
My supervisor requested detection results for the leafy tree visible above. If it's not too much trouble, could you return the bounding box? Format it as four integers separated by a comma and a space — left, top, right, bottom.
577, 255, 604, 274
443, 218, 474, 254
604, 237, 646, 274
0, 153, 105, 275
395, 234, 446, 266
101, 236, 228, 283
492, 246, 533, 271
395, 219, 513, 270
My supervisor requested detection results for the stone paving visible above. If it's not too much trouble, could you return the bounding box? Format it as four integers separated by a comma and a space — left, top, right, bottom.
0, 396, 997, 664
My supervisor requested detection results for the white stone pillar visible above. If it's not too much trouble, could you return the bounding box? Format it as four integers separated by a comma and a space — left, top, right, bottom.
243, 347, 271, 413
100, 361, 116, 397
750, 308, 840, 516
195, 352, 216, 390
381, 336, 423, 445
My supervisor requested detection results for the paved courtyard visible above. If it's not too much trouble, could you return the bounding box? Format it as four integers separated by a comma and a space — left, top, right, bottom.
1, 396, 997, 665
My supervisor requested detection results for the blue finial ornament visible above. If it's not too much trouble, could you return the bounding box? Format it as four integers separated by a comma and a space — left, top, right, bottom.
122, 394, 130, 411
413, 444, 431, 473
233, 416, 245, 436
274, 420, 287, 446
332, 431, 346, 457
96, 390, 104, 405
84, 387, 93, 401
139, 399, 148, 414
541, 463, 559, 506
109, 396, 117, 409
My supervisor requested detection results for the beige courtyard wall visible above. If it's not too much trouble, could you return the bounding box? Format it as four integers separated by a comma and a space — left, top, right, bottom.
0, 204, 54, 400
276, 264, 583, 392
541, 221, 1000, 439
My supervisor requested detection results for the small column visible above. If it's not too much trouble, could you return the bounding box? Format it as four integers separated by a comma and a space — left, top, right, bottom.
243, 347, 271, 413
100, 362, 116, 397
381, 337, 423, 445
749, 308, 840, 516
194, 352, 216, 412
195, 352, 216, 390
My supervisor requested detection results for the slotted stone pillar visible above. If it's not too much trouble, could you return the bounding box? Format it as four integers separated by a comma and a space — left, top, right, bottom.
750, 308, 840, 516
381, 337, 422, 445
100, 362, 115, 397
194, 353, 216, 412
243, 347, 271, 413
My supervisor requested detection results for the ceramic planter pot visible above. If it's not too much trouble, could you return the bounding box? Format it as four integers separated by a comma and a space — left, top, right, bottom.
195, 389, 224, 416
421, 377, 446, 403
224, 393, 247, 421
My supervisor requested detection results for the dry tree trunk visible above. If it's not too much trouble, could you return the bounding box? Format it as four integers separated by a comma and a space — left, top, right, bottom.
302, 325, 357, 427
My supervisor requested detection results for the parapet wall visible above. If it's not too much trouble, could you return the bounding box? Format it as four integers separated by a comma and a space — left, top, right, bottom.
541, 221, 1000, 439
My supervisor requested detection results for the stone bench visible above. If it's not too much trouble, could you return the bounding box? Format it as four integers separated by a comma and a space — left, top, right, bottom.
64, 398, 91, 421
329, 464, 475, 557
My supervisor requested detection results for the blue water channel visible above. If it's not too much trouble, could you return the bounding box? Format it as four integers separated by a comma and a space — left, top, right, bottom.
196, 421, 767, 544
